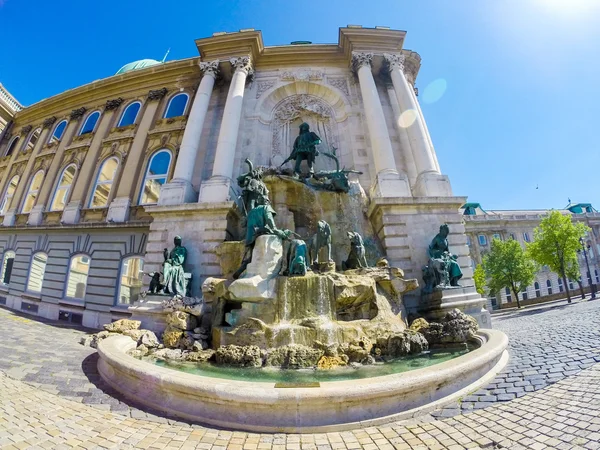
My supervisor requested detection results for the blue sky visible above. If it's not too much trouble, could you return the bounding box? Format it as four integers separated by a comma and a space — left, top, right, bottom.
2, 0, 600, 211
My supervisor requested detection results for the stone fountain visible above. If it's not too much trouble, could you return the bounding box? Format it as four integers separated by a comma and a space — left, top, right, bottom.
96, 141, 508, 431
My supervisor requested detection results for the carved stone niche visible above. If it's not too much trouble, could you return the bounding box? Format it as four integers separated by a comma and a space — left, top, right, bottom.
270, 94, 340, 171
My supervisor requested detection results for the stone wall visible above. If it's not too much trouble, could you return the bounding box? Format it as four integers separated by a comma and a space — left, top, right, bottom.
0, 226, 148, 327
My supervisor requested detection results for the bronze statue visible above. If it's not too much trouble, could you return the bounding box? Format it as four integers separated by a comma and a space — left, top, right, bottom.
233, 196, 291, 279
422, 224, 463, 293
342, 231, 368, 270
236, 158, 269, 213
310, 220, 332, 266
281, 122, 322, 178
161, 236, 188, 297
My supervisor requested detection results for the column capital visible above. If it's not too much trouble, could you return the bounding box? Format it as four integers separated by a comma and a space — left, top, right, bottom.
199, 59, 220, 78
20, 125, 32, 135
229, 55, 253, 75
383, 53, 406, 73
351, 52, 373, 73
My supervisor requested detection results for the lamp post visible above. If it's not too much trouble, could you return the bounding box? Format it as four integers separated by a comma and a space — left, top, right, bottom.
579, 237, 596, 300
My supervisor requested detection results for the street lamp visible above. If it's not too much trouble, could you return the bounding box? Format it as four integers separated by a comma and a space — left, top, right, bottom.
578, 237, 596, 300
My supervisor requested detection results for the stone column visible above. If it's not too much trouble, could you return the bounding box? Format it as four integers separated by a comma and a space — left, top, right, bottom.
62, 100, 121, 224
1, 125, 51, 226
106, 89, 166, 222
411, 85, 441, 173
351, 52, 410, 198
386, 84, 418, 187
198, 56, 252, 203
28, 110, 85, 226
384, 53, 451, 197
159, 60, 220, 206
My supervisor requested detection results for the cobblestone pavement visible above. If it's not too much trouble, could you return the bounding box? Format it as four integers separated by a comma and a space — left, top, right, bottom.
0, 300, 599, 449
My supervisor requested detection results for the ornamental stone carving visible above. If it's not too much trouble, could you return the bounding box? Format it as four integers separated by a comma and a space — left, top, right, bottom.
351, 52, 373, 73
280, 69, 324, 82
21, 125, 32, 135
42, 117, 57, 129
105, 98, 124, 110
70, 107, 87, 120
147, 88, 168, 101
327, 78, 350, 98
230, 56, 253, 74
199, 60, 220, 77
256, 80, 276, 99
383, 53, 405, 73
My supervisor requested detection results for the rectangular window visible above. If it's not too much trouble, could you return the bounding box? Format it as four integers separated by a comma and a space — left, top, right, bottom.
510, 233, 516, 240
466, 236, 471, 246
493, 233, 501, 241
478, 235, 487, 246
1, 251, 15, 285
523, 232, 530, 243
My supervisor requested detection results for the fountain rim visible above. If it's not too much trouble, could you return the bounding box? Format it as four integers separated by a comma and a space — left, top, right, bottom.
97, 330, 508, 432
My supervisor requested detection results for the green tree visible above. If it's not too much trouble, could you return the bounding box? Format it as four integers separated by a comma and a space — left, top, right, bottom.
483, 238, 536, 309
565, 258, 585, 300
473, 264, 487, 296
527, 211, 589, 303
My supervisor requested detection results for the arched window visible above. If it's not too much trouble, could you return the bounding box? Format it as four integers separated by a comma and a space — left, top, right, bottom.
66, 254, 90, 300
0, 175, 19, 215
5, 136, 19, 156
569, 279, 574, 290
164, 93, 188, 118
139, 150, 172, 205
25, 128, 41, 152
558, 278, 564, 292
50, 164, 77, 212
26, 252, 48, 293
535, 282, 541, 298
48, 120, 68, 145
79, 111, 100, 135
118, 256, 144, 305
1, 251, 15, 285
21, 170, 45, 214
546, 279, 553, 295
505, 287, 512, 302
89, 157, 119, 208
521, 288, 528, 301
118, 102, 141, 127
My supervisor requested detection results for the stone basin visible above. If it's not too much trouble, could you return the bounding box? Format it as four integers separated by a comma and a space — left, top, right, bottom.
97, 330, 508, 432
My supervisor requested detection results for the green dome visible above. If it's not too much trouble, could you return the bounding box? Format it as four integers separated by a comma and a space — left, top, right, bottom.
116, 59, 162, 75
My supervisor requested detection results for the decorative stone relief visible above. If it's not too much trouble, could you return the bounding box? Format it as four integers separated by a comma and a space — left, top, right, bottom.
20, 125, 32, 135
42, 117, 57, 129
351, 52, 373, 73
33, 155, 53, 172
280, 69, 324, 82
70, 107, 87, 120
200, 60, 220, 77
327, 78, 350, 98
256, 80, 276, 99
105, 98, 124, 110
271, 94, 339, 166
148, 88, 168, 101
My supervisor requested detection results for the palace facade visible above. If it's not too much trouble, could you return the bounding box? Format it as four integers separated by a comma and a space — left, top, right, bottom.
463, 202, 600, 309
0, 26, 487, 328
